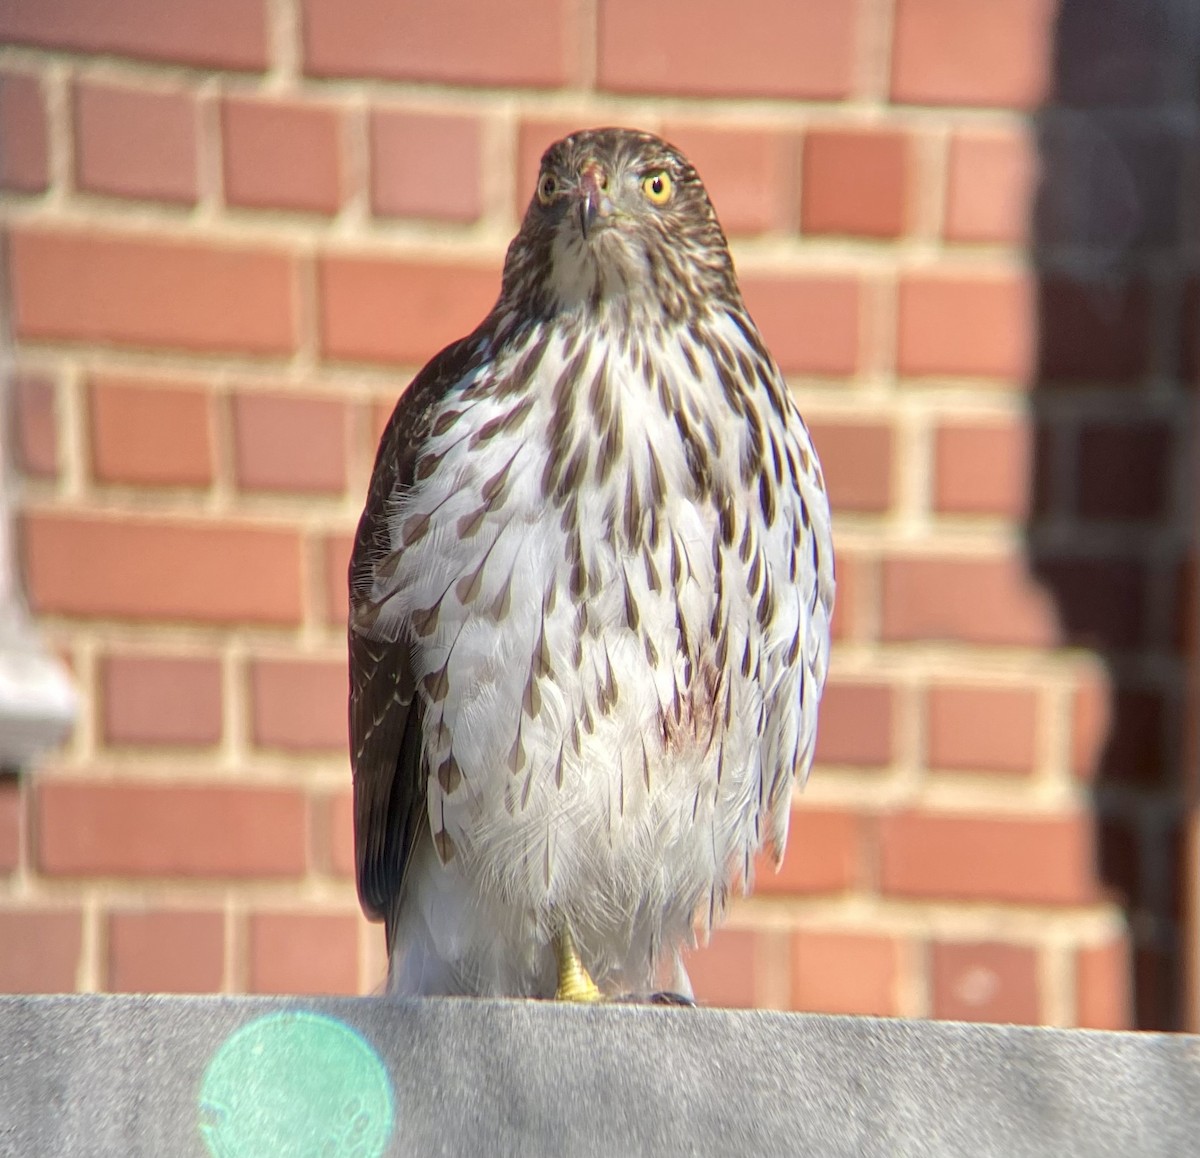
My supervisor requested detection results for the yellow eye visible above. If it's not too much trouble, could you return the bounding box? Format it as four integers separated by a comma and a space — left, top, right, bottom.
641, 171, 673, 205
537, 173, 558, 204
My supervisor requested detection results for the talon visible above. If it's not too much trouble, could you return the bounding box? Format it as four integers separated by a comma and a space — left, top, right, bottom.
611, 990, 697, 1006
649, 990, 696, 1006
554, 927, 602, 1002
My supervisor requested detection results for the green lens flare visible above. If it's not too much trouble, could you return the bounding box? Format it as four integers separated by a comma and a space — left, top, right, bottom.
198, 1011, 394, 1158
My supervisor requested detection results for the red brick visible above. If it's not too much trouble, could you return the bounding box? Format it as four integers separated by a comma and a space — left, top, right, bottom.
807, 422, 892, 513
309, 792, 336, 875
683, 928, 758, 1007
371, 399, 396, 443
879, 810, 1097, 905
1076, 937, 1132, 1030
10, 228, 296, 356
88, 377, 213, 487
516, 118, 597, 214
882, 555, 1058, 647
250, 658, 348, 753
1071, 671, 1110, 783
302, 0, 569, 86
932, 941, 1039, 1024
22, 512, 304, 626
74, 81, 197, 204
319, 256, 498, 366
1076, 424, 1170, 521
828, 551, 867, 643
741, 275, 859, 376
249, 912, 358, 995
11, 374, 58, 478
370, 109, 482, 222
898, 273, 1034, 380
802, 130, 909, 239
598, 0, 855, 100
37, 780, 307, 877
814, 682, 893, 767
927, 686, 1038, 775
323, 533, 353, 626
0, 910, 82, 992
661, 124, 796, 237
107, 910, 224, 993
326, 790, 355, 878
232, 393, 348, 494
755, 807, 864, 895
1040, 277, 1151, 384
945, 130, 1035, 244
891, 0, 1054, 108
0, 71, 48, 192
934, 421, 1030, 517
100, 654, 222, 747
0, 0, 268, 71
222, 97, 342, 214
0, 776, 20, 872
791, 931, 898, 1016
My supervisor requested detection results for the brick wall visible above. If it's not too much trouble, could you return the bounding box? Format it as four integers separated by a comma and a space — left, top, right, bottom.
1, 0, 1195, 1028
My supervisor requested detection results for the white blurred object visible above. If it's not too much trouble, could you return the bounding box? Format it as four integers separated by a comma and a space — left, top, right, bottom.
0, 613, 76, 766
0, 362, 76, 767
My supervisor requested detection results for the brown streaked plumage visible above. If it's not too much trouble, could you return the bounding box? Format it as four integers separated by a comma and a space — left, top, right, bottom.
350, 128, 834, 999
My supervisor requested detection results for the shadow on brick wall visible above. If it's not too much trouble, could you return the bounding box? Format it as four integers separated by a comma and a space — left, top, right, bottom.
1030, 0, 1199, 1029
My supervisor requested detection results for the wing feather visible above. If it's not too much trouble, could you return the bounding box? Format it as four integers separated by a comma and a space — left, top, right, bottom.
348, 328, 488, 933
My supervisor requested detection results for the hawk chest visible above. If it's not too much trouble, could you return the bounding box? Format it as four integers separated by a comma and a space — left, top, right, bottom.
372, 320, 825, 889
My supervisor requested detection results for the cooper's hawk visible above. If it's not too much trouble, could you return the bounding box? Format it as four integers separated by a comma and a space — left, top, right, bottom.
350, 128, 834, 1001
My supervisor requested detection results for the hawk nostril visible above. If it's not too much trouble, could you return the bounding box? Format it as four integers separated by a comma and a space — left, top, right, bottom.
581, 162, 607, 192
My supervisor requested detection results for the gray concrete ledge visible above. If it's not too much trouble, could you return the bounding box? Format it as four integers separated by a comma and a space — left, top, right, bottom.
0, 995, 1198, 1157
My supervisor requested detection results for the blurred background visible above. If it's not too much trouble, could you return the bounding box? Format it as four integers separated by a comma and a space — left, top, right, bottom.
0, 0, 1197, 1030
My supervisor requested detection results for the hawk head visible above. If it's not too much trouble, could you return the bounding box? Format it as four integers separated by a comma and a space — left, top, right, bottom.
501, 128, 739, 323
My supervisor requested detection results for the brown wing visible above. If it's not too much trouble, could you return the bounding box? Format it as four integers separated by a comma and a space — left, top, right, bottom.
349, 329, 487, 936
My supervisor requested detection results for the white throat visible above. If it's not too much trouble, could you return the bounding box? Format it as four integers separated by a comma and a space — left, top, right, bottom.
546, 227, 656, 316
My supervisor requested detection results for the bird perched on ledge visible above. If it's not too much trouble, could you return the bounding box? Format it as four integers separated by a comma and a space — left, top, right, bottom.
349, 128, 834, 1002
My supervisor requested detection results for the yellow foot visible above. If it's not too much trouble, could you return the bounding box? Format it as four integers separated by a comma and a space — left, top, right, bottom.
553, 927, 603, 1003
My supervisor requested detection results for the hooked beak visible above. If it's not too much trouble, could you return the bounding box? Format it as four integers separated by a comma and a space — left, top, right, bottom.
576, 162, 609, 240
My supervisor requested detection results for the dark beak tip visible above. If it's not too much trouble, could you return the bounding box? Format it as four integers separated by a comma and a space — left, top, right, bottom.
579, 192, 600, 240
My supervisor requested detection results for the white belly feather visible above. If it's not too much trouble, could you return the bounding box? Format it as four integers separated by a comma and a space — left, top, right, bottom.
369, 314, 832, 996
